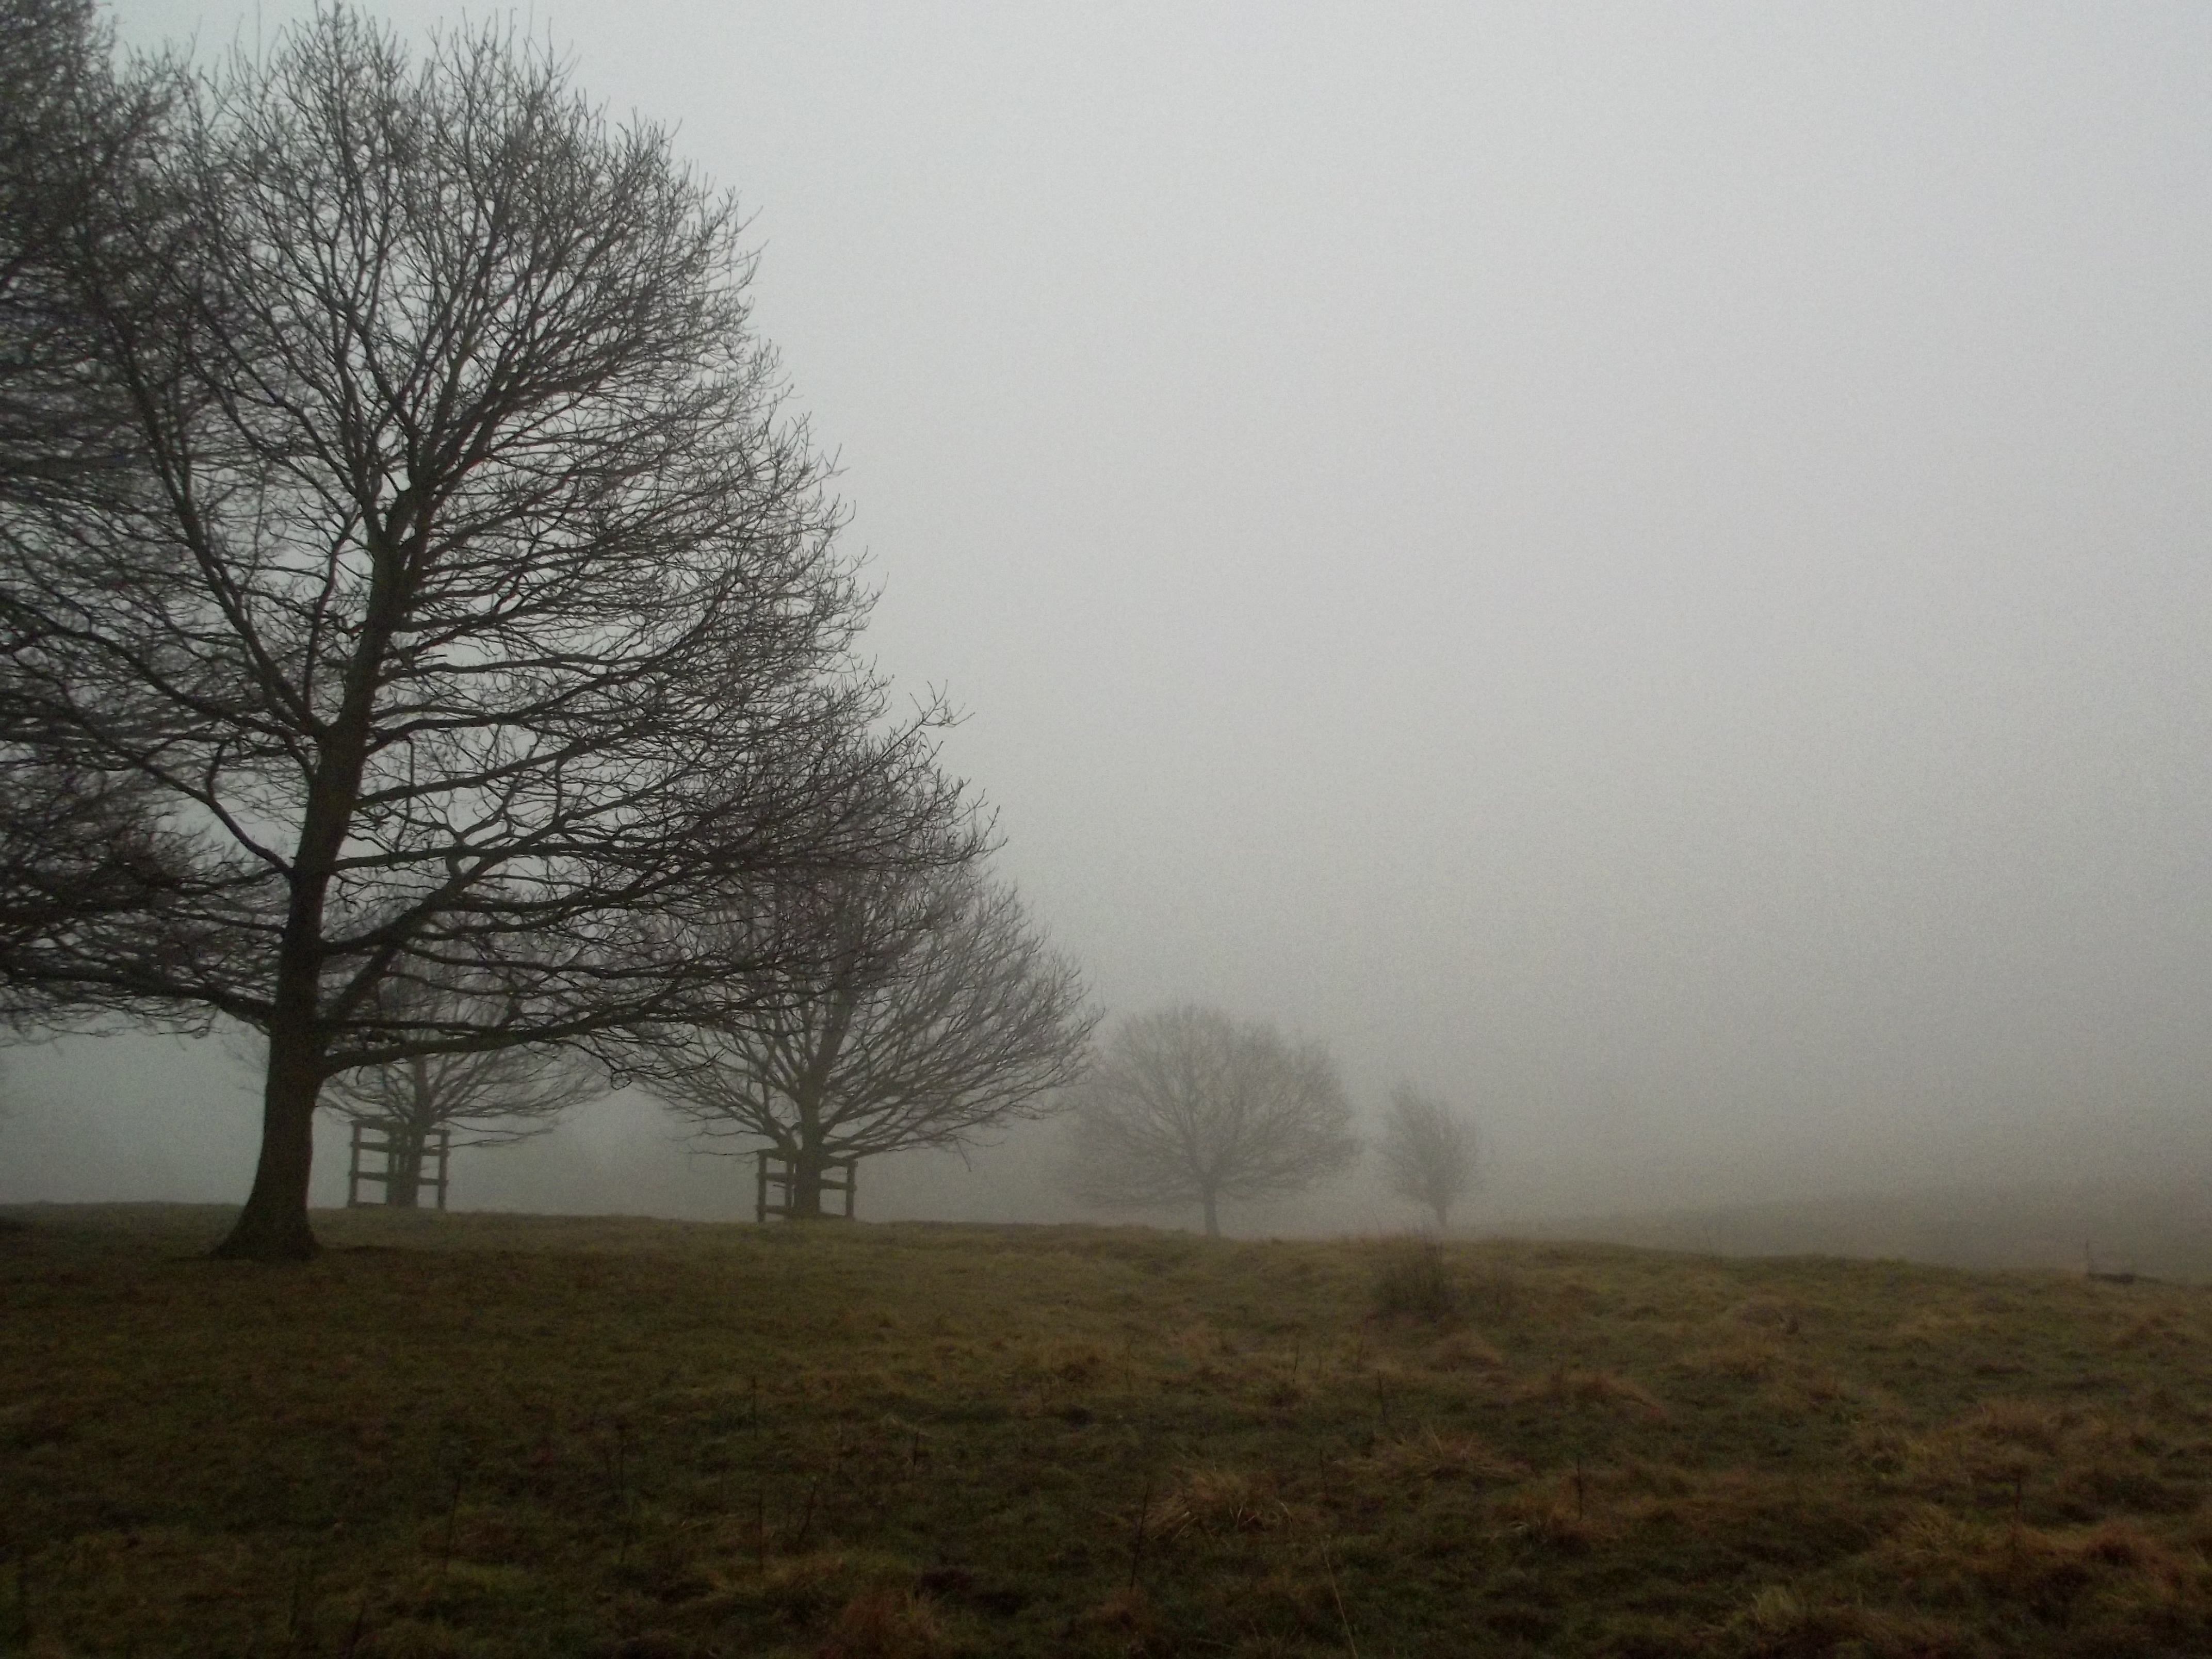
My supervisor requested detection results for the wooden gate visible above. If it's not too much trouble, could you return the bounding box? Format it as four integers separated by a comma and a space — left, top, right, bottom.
345, 1120, 452, 1210
754, 1148, 856, 1223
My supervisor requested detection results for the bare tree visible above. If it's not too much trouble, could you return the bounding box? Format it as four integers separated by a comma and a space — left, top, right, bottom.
322, 1002, 604, 1211
1376, 1082, 1481, 1232
640, 867, 1094, 1217
0, 10, 974, 1259
1063, 1005, 1357, 1238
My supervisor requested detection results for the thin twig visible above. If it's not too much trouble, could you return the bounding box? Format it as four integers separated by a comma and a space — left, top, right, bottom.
437, 1471, 464, 1575
1128, 1473, 1154, 1592
1318, 1533, 1360, 1659
791, 1474, 821, 1551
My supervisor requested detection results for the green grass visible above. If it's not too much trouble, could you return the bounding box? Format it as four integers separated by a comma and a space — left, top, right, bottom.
4, 1206, 2211, 1656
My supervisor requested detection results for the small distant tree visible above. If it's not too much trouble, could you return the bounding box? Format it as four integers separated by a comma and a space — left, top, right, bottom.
321, 986, 606, 1209
1064, 1005, 1357, 1238
1377, 1082, 1481, 1231
638, 867, 1094, 1217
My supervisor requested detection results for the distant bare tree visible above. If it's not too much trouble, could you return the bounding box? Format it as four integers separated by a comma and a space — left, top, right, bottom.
0, 10, 975, 1259
318, 982, 605, 1209
640, 868, 1095, 1217
1376, 1082, 1481, 1231
1064, 1005, 1357, 1237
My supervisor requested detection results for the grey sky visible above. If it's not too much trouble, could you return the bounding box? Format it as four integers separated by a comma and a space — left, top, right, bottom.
7, 3, 2210, 1226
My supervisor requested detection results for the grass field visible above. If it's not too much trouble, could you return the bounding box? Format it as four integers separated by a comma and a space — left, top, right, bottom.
5, 1205, 2211, 1656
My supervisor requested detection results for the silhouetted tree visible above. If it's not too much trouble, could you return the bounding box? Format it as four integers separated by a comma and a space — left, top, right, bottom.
0, 9, 974, 1259
641, 867, 1094, 1216
319, 982, 605, 1208
1064, 1005, 1358, 1237
1376, 1082, 1481, 1231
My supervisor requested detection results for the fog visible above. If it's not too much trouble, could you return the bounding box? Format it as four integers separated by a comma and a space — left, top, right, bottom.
6, 3, 2210, 1241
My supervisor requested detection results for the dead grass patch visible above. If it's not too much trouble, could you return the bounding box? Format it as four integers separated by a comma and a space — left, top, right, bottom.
1517, 1365, 1669, 1422
1960, 1396, 2070, 1453
1425, 1329, 1505, 1373
818, 1587, 955, 1659
1678, 1334, 1783, 1381
1013, 1339, 1111, 1394
1730, 1295, 1803, 1334
1151, 1465, 1290, 1537
1368, 1234, 1459, 1324
1723, 1583, 1979, 1658
1609, 1462, 1812, 1536
1072, 1585, 1162, 1650
2112, 1304, 2198, 1351
1356, 1426, 1526, 1486
1492, 1468, 1622, 1550
1881, 1505, 2208, 1619
1890, 1308, 1991, 1346
1460, 1261, 1531, 1323
1897, 1397, 2183, 1509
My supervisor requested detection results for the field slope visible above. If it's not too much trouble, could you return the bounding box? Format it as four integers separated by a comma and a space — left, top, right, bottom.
4, 1205, 2211, 1656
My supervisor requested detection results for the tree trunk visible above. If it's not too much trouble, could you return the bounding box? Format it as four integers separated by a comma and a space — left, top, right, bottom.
214, 1025, 323, 1261
387, 1127, 426, 1210
788, 1144, 827, 1219
1201, 1188, 1220, 1239
213, 491, 402, 1261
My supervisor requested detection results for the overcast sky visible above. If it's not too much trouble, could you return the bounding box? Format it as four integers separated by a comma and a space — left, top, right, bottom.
7, 3, 2210, 1227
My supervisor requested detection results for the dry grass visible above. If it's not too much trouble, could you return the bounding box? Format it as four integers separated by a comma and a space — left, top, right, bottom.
1149, 1465, 1292, 1537
1422, 1328, 1505, 1373
1355, 1426, 1526, 1487
4, 1203, 2211, 1655
818, 1587, 955, 1659
1516, 1364, 1672, 1421
1368, 1233, 1459, 1323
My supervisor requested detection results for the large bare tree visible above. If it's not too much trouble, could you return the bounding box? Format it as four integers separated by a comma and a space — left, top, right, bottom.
1375, 1082, 1481, 1231
1063, 1005, 1358, 1238
641, 867, 1094, 1217
0, 10, 973, 1258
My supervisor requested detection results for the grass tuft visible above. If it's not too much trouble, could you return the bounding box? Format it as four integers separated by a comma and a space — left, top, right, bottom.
1518, 1365, 1670, 1421
1368, 1234, 1459, 1324
818, 1587, 954, 1659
